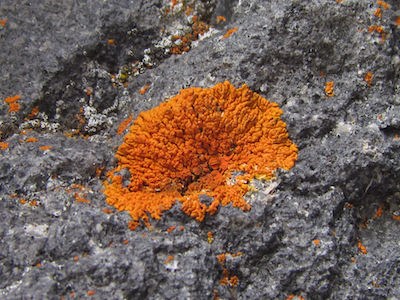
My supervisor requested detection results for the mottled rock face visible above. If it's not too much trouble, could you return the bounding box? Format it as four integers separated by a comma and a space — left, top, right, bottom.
1, 0, 400, 299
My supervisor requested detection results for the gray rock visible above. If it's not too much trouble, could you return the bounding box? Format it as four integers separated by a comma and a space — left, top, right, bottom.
1, 0, 400, 299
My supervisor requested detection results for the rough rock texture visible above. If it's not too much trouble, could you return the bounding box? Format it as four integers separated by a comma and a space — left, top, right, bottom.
1, 0, 400, 299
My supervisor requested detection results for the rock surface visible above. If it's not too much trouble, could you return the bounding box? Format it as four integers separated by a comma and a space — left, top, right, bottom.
1, 0, 400, 299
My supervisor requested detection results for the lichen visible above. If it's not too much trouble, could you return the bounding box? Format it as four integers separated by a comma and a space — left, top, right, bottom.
104, 81, 298, 229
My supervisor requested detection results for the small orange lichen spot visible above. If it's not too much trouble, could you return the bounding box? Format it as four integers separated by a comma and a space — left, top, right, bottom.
29, 200, 38, 207
179, 226, 185, 231
374, 205, 383, 219
25, 137, 38, 143
395, 16, 400, 26
391, 214, 400, 221
0, 142, 9, 150
122, 239, 129, 245
117, 115, 133, 135
107, 39, 116, 46
167, 225, 176, 233
374, 8, 382, 19
223, 27, 238, 39
357, 240, 368, 255
4, 94, 21, 113
216, 253, 226, 264
368, 25, 387, 42
19, 199, 27, 205
325, 81, 335, 97
139, 83, 151, 95
36, 262, 42, 268
28, 106, 39, 119
216, 16, 227, 24
85, 87, 93, 96
74, 193, 91, 204
286, 295, 305, 300
39, 145, 52, 151
73, 255, 79, 262
164, 255, 174, 264
313, 239, 321, 247
351, 257, 357, 263
104, 81, 298, 229
364, 71, 374, 87
207, 231, 214, 244
102, 207, 114, 214
87, 290, 96, 297
336, 0, 343, 3
377, 0, 390, 10
229, 275, 239, 287
0, 18, 7, 27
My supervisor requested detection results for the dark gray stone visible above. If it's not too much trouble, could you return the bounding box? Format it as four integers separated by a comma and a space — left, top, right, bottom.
1, 0, 400, 299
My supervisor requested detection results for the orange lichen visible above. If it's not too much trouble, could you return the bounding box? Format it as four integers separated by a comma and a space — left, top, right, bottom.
223, 27, 238, 39
391, 214, 400, 221
28, 106, 39, 119
25, 137, 38, 143
87, 290, 96, 297
377, 0, 390, 10
73, 255, 79, 262
4, 94, 21, 113
374, 205, 383, 219
102, 208, 114, 214
29, 200, 39, 207
374, 8, 382, 19
313, 239, 321, 247
395, 17, 400, 27
74, 193, 91, 204
216, 16, 226, 24
117, 115, 133, 135
0, 18, 7, 27
170, 16, 209, 55
357, 240, 368, 255
122, 239, 129, 245
139, 83, 151, 95
164, 255, 174, 264
167, 225, 176, 233
207, 231, 214, 243
368, 25, 387, 42
107, 39, 116, 45
0, 142, 9, 150
286, 295, 305, 300
104, 81, 298, 229
19, 199, 27, 205
39, 145, 52, 151
364, 71, 374, 86
324, 81, 335, 97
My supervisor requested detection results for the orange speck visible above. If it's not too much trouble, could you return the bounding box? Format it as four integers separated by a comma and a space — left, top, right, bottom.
29, 200, 38, 207
179, 226, 185, 231
107, 39, 116, 45
216, 16, 226, 24
87, 290, 96, 297
102, 208, 114, 214
36, 262, 42, 268
229, 275, 239, 287
336, 0, 343, 3
286, 295, 305, 300
357, 240, 368, 255
0, 142, 9, 150
104, 81, 298, 229
313, 239, 321, 247
164, 255, 174, 264
74, 193, 91, 204
395, 16, 400, 26
85, 87, 93, 96
19, 199, 27, 205
223, 27, 238, 39
73, 255, 79, 262
391, 214, 400, 221
39, 145, 52, 151
364, 71, 374, 87
139, 83, 151, 95
325, 81, 335, 97
374, 8, 382, 19
377, 0, 390, 10
167, 225, 176, 233
28, 106, 39, 118
122, 239, 129, 245
374, 205, 383, 219
25, 137, 38, 143
117, 115, 133, 135
216, 254, 226, 264
207, 231, 214, 243
368, 25, 387, 42
4, 95, 21, 113
0, 18, 7, 27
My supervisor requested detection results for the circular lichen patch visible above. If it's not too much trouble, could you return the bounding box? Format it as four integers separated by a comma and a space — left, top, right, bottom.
104, 81, 298, 229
